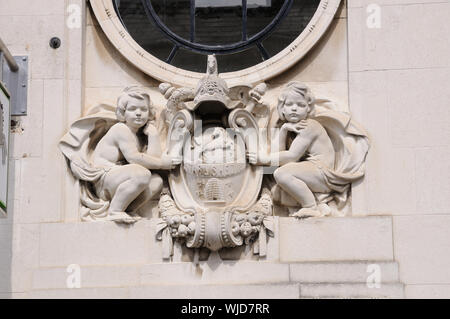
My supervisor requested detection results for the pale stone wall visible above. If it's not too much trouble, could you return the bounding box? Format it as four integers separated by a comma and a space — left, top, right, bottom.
348, 0, 450, 298
0, 0, 447, 299
0, 0, 85, 297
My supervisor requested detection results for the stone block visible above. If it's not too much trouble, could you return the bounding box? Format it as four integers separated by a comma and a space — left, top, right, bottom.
415, 147, 450, 214
300, 283, 404, 298
279, 217, 394, 262
0, 0, 65, 16
388, 68, 450, 149
28, 287, 129, 299
290, 261, 399, 283
38, 220, 162, 266
11, 223, 40, 292
405, 285, 450, 299
348, 68, 450, 216
32, 265, 140, 290
130, 284, 300, 299
393, 215, 450, 285
348, 3, 450, 71
140, 261, 290, 286
19, 157, 62, 223
366, 147, 416, 215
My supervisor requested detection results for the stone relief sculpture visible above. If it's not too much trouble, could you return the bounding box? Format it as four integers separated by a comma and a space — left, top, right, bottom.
59, 55, 369, 260
59, 87, 181, 224
259, 83, 370, 219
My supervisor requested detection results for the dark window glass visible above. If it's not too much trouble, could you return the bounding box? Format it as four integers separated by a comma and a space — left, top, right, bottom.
114, 0, 320, 73
153, 0, 191, 41
171, 48, 207, 73
216, 47, 264, 73
117, 0, 173, 62
262, 0, 320, 57
247, 0, 284, 38
195, 5, 243, 45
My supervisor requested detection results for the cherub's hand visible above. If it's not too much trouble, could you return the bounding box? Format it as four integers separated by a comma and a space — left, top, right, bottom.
143, 122, 158, 136
168, 88, 195, 110
257, 153, 271, 166
281, 120, 307, 134
249, 83, 267, 104
247, 151, 272, 165
161, 153, 182, 169
171, 156, 182, 166
246, 151, 257, 165
170, 120, 189, 141
249, 90, 262, 103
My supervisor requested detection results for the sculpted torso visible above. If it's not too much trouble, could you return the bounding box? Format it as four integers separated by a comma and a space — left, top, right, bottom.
92, 123, 156, 168
92, 123, 144, 168
87, 89, 179, 224
285, 119, 335, 168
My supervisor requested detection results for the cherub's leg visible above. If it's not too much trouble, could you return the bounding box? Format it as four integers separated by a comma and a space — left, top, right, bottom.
102, 164, 152, 223
127, 174, 163, 217
274, 162, 330, 218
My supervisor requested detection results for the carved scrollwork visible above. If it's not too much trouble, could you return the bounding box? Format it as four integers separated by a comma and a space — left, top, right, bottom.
228, 108, 260, 165
166, 109, 193, 159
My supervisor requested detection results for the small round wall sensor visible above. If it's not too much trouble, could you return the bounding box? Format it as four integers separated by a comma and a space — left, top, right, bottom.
49, 37, 61, 49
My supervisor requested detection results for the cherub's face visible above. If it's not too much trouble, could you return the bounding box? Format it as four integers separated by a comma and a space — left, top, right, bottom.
124, 98, 150, 129
282, 93, 310, 123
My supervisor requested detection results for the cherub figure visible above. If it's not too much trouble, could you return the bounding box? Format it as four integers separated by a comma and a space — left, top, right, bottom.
60, 87, 181, 224
257, 82, 368, 218
90, 88, 181, 223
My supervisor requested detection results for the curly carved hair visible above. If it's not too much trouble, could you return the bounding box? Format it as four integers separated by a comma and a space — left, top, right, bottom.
116, 86, 155, 122
277, 82, 315, 121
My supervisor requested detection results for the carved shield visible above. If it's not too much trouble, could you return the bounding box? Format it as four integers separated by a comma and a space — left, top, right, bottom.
169, 125, 263, 214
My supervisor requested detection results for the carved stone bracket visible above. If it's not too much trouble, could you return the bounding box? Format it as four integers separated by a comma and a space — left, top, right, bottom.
156, 189, 275, 260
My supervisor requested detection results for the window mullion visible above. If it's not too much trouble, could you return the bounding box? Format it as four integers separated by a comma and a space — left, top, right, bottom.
242, 0, 248, 41
190, 0, 196, 43
166, 45, 179, 64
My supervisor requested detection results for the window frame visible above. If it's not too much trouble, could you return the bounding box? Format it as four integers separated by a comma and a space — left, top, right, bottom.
90, 0, 342, 87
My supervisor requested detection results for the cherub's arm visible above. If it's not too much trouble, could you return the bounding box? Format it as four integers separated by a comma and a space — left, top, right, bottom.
144, 122, 162, 157
271, 126, 289, 152
269, 121, 318, 166
269, 133, 312, 166
257, 121, 309, 165
114, 124, 171, 170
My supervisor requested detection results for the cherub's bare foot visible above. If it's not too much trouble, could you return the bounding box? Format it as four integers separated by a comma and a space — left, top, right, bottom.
290, 207, 323, 219
107, 211, 137, 224
128, 212, 143, 222
317, 203, 332, 217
